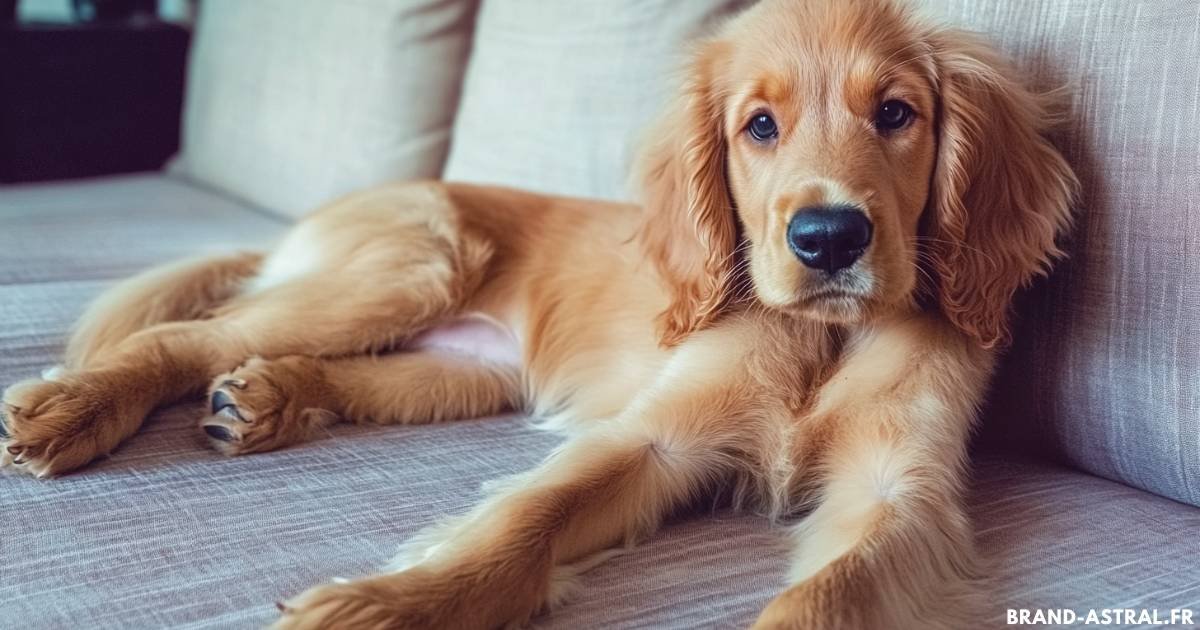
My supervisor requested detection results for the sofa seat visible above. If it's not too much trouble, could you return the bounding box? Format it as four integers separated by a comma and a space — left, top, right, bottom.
2, 174, 1199, 629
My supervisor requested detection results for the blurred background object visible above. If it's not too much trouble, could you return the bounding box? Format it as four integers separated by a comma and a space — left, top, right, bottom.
15, 0, 191, 24
71, 0, 157, 22
0, 0, 191, 183
16, 0, 73, 22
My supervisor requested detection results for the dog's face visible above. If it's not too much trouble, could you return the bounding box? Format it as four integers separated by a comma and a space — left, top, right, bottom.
720, 3, 938, 325
638, 0, 1075, 348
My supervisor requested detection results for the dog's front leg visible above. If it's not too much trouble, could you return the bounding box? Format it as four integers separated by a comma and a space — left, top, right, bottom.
272, 345, 755, 630
753, 314, 994, 630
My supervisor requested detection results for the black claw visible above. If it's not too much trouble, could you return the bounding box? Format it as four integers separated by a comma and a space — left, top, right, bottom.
210, 389, 234, 413
204, 424, 237, 442
210, 390, 244, 421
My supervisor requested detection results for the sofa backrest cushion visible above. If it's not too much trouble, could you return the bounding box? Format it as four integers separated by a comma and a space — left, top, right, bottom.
442, 0, 752, 201
170, 0, 477, 219
913, 0, 1200, 506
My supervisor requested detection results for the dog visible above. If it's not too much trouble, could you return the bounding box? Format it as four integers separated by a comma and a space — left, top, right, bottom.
0, 0, 1076, 627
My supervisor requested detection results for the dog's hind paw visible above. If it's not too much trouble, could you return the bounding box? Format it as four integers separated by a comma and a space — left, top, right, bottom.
1, 373, 133, 477
201, 356, 337, 456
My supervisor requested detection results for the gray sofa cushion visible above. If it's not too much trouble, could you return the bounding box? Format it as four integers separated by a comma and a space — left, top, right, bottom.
2, 174, 1199, 628
0, 174, 282, 285
970, 453, 1200, 626
913, 0, 1200, 508
3, 406, 1197, 628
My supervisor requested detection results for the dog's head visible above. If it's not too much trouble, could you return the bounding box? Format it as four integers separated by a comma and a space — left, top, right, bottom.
637, 0, 1076, 348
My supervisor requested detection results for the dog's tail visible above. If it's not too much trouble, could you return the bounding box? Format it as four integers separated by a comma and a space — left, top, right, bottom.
64, 251, 263, 369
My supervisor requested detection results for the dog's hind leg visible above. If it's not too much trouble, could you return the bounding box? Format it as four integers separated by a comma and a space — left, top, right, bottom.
200, 351, 522, 455
1, 182, 494, 476
65, 252, 264, 369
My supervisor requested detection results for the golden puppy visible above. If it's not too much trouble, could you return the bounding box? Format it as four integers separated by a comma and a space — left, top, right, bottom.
1, 0, 1075, 627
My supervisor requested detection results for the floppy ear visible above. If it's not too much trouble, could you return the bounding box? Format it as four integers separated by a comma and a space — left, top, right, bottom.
925, 30, 1078, 349
635, 42, 738, 347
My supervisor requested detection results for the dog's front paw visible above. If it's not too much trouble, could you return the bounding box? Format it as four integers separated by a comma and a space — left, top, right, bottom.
202, 356, 337, 456
271, 575, 435, 630
1, 374, 133, 477
273, 565, 545, 630
752, 580, 874, 630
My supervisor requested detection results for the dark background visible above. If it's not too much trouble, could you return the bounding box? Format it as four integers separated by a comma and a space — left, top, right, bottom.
0, 0, 190, 183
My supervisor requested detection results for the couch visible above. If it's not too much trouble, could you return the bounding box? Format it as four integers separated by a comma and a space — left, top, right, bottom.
2, 1, 1197, 628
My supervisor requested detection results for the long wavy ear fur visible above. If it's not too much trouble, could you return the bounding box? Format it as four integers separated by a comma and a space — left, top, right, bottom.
925, 29, 1078, 349
635, 41, 738, 347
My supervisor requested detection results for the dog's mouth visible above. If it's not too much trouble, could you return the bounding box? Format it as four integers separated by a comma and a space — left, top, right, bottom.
748, 258, 875, 321
802, 291, 866, 314
800, 270, 872, 303
799, 288, 863, 304
785, 279, 873, 323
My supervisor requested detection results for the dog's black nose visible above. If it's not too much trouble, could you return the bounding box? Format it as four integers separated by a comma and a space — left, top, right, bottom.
787, 206, 873, 273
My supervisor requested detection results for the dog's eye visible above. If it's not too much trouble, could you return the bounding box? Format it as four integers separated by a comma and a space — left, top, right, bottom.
875, 100, 913, 132
747, 113, 778, 141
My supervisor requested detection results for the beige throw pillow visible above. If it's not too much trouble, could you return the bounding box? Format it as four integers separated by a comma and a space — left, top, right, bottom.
443, 0, 753, 202
171, 0, 477, 218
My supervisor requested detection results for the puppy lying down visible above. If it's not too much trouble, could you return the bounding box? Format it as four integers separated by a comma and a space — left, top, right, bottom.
1, 0, 1075, 627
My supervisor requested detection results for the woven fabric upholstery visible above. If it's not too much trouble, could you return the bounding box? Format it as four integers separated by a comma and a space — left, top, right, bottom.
911, 0, 1200, 507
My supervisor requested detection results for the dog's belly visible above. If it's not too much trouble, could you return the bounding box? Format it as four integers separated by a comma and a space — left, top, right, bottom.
407, 313, 522, 367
